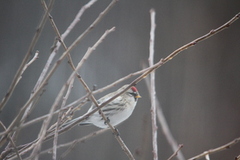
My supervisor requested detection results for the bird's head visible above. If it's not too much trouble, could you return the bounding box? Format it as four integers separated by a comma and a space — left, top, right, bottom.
127, 86, 141, 101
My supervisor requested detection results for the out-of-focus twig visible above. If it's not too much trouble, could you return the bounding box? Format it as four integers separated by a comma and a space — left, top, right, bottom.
235, 154, 240, 160
52, 78, 74, 160
149, 8, 158, 160
142, 64, 185, 160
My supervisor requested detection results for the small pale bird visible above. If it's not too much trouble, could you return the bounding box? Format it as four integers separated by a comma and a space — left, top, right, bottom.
66, 85, 141, 128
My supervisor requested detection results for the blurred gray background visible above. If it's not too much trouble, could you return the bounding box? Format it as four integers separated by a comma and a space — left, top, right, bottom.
0, 0, 240, 159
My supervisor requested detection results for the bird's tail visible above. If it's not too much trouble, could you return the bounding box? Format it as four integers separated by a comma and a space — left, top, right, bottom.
78, 121, 92, 126
61, 115, 91, 128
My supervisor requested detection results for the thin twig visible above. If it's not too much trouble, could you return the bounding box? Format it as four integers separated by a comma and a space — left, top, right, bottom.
0, 122, 22, 160
17, 0, 101, 135
38, 129, 108, 158
92, 67, 151, 95
52, 78, 74, 160
235, 155, 240, 160
41, 2, 99, 158
2, 11, 240, 160
188, 137, 240, 160
162, 12, 240, 64
16, 66, 149, 132
0, 1, 55, 155
20, 97, 88, 130
73, 78, 135, 160
17, 0, 98, 137
41, 0, 75, 70
143, 63, 185, 160
4, 9, 240, 150
156, 107, 185, 160
1, 11, 239, 143
0, 0, 54, 112
17, 51, 39, 84
61, 0, 98, 43
35, 0, 97, 92
50, 26, 135, 159
0, 0, 118, 144
149, 8, 158, 160
167, 144, 184, 160
91, 13, 240, 95
26, 27, 116, 160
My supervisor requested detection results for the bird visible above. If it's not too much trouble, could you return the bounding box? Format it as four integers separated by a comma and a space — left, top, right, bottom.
65, 85, 141, 128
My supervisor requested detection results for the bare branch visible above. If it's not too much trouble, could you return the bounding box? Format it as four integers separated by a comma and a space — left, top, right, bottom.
0, 0, 54, 112
149, 8, 158, 160
0, 122, 22, 160
188, 137, 240, 160
38, 129, 108, 158
61, 0, 98, 40
162, 12, 240, 64
143, 63, 186, 160
15, 10, 240, 143
167, 144, 184, 160
17, 51, 39, 84
52, 78, 74, 160
1, 10, 239, 160
27, 26, 115, 159
80, 82, 135, 160
0, 0, 118, 146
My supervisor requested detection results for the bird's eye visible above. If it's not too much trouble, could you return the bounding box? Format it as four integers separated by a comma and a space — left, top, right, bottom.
127, 92, 133, 96
128, 92, 137, 97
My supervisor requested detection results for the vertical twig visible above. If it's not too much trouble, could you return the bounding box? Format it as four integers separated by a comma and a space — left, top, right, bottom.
149, 8, 158, 160
52, 78, 74, 160
143, 63, 185, 160
156, 107, 185, 160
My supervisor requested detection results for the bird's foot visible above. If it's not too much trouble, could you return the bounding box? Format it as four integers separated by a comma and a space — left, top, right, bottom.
104, 117, 110, 125
113, 128, 120, 136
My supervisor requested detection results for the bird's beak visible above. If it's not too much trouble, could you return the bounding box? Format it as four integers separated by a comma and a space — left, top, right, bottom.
135, 94, 141, 98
